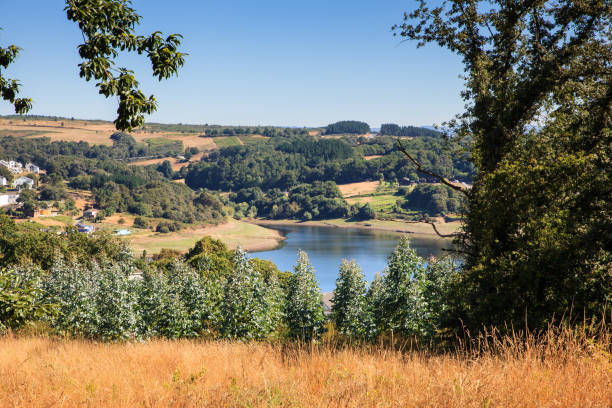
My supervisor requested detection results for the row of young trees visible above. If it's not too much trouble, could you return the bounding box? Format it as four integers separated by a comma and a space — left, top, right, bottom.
0, 221, 457, 342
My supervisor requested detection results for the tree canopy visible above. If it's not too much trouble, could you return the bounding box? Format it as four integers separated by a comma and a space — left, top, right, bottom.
395, 0, 611, 331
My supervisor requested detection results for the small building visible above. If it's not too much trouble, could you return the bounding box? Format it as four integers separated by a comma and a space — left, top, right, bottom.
114, 229, 132, 236
0, 193, 19, 207
0, 160, 23, 174
0, 176, 7, 186
12, 176, 34, 189
83, 209, 98, 219
76, 222, 95, 234
25, 163, 40, 174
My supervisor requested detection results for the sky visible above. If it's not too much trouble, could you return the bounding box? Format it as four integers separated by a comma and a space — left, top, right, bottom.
0, 1, 464, 128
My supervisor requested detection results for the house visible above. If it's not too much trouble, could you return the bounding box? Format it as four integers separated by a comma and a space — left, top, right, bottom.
12, 176, 34, 189
0, 176, 7, 186
25, 163, 40, 174
76, 222, 95, 234
0, 193, 19, 207
114, 229, 132, 236
0, 160, 23, 174
83, 209, 98, 219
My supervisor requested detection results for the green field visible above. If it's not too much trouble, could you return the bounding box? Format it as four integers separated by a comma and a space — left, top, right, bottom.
214, 136, 242, 148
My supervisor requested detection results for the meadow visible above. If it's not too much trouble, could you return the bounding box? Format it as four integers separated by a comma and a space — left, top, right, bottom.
1, 324, 609, 407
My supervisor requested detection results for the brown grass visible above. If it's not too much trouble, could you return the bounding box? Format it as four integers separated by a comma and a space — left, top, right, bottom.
338, 181, 380, 198
0, 325, 609, 407
0, 119, 217, 150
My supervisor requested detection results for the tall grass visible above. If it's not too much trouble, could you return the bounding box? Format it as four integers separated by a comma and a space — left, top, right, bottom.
1, 321, 609, 407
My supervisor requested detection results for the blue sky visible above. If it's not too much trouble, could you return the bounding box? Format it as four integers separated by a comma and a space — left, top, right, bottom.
0, 1, 464, 127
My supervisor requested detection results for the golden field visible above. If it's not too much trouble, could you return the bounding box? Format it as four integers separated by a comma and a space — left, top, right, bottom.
1, 327, 609, 407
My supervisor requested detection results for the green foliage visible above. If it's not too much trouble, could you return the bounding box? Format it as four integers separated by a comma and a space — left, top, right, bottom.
325, 121, 370, 135
0, 40, 32, 114
396, 0, 612, 332
219, 249, 282, 340
331, 260, 368, 339
65, 0, 186, 130
380, 124, 440, 137
285, 251, 325, 340
0, 267, 57, 333
403, 184, 463, 216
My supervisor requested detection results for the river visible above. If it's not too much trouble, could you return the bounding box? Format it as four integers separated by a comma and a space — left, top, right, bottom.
251, 225, 452, 292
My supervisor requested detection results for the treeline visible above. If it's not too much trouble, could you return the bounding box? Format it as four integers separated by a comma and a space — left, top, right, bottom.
0, 133, 181, 164
325, 121, 370, 135
380, 124, 441, 137
0, 219, 458, 342
204, 127, 310, 138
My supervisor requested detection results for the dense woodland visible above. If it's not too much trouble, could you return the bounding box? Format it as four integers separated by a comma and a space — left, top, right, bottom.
380, 123, 441, 137
324, 120, 370, 135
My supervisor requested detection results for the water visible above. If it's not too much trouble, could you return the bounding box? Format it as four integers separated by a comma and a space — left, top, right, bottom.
251, 225, 452, 292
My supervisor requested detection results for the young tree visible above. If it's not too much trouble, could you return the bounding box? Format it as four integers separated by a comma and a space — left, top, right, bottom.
331, 259, 368, 339
1, 0, 186, 130
395, 1, 612, 331
219, 249, 281, 340
285, 251, 325, 340
364, 272, 385, 340
379, 237, 427, 337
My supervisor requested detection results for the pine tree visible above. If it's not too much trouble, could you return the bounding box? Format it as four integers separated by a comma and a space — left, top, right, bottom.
331, 259, 367, 339
285, 251, 325, 340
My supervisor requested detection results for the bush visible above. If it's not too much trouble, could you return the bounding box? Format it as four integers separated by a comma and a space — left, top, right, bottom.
133, 217, 148, 229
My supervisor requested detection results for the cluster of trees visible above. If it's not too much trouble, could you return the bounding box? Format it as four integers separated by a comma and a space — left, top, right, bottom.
230, 181, 354, 220
0, 218, 457, 342
204, 127, 310, 138
380, 124, 441, 138
401, 184, 463, 216
0, 133, 181, 165
325, 121, 370, 135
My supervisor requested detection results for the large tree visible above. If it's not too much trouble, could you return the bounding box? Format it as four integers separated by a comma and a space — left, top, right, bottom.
395, 0, 611, 331
1, 0, 186, 130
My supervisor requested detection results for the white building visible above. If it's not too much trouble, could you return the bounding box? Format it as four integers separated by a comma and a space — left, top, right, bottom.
0, 176, 7, 186
25, 163, 40, 174
0, 193, 20, 207
12, 176, 34, 189
0, 160, 23, 174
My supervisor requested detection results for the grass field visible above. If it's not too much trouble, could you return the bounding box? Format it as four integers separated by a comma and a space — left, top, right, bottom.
0, 118, 217, 151
127, 219, 284, 254
1, 325, 608, 407
337, 181, 380, 197
214, 136, 242, 148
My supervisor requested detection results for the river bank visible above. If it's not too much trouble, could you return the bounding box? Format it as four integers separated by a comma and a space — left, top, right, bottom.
248, 218, 460, 237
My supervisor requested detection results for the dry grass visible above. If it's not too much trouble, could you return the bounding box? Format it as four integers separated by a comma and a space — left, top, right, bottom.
0, 326, 609, 407
0, 119, 217, 150
338, 181, 380, 198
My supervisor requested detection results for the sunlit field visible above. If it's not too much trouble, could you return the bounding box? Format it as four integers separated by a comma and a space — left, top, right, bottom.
1, 326, 609, 407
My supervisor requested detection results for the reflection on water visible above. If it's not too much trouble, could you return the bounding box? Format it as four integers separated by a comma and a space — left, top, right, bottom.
251, 225, 453, 292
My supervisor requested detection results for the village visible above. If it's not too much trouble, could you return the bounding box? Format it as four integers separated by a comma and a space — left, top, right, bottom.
0, 158, 111, 235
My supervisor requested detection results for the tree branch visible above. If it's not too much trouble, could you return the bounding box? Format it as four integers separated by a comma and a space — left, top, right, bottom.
396, 138, 470, 197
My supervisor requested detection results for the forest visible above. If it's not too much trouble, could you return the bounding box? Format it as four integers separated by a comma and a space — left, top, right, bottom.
380, 123, 441, 137
324, 120, 370, 135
